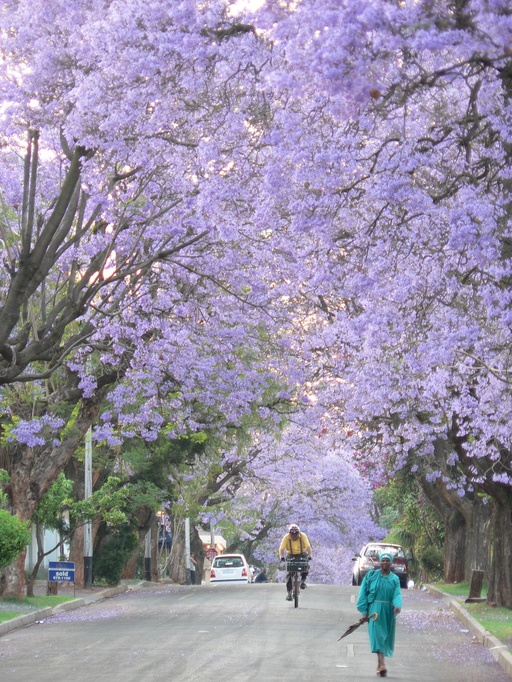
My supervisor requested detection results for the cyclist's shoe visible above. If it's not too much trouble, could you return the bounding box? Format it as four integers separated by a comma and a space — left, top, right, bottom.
300, 581, 307, 589
286, 591, 293, 601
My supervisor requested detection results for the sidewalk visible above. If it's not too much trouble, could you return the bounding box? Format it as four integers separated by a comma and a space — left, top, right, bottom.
0, 580, 147, 637
426, 584, 512, 678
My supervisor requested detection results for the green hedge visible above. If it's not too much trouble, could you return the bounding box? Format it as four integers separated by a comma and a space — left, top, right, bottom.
0, 510, 31, 571
93, 527, 138, 586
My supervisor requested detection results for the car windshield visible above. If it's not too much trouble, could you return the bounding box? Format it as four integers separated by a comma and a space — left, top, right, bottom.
215, 557, 243, 568
365, 546, 404, 559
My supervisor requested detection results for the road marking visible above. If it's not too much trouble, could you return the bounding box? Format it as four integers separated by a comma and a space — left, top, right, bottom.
346, 644, 355, 658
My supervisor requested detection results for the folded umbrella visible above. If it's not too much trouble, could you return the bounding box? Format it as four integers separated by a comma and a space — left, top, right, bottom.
338, 612, 378, 640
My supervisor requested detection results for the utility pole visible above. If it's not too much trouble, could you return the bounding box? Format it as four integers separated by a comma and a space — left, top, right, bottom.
185, 517, 191, 584
83, 424, 93, 588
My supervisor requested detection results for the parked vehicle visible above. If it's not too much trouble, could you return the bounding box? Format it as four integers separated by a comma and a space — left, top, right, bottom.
352, 543, 409, 588
210, 554, 252, 584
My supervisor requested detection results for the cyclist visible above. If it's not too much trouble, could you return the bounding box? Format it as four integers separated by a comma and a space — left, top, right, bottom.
279, 523, 312, 601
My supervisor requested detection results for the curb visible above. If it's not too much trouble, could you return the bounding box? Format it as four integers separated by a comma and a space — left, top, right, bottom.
426, 585, 512, 678
0, 582, 138, 638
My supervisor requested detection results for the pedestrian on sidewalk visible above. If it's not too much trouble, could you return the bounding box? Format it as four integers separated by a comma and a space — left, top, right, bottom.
188, 553, 198, 585
356, 552, 402, 677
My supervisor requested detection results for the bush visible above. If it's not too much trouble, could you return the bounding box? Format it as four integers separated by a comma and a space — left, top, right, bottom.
417, 545, 444, 582
93, 527, 138, 586
0, 510, 31, 571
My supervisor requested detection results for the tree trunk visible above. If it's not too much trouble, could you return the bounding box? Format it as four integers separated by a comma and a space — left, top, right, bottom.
26, 521, 45, 597
0, 553, 27, 599
442, 491, 492, 583
1, 381, 120, 597
487, 491, 512, 608
463, 496, 491, 581
190, 527, 205, 584
0, 454, 35, 597
443, 507, 467, 583
69, 524, 85, 587
169, 518, 187, 584
121, 508, 155, 580
122, 531, 144, 580
415, 445, 491, 584
415, 469, 466, 583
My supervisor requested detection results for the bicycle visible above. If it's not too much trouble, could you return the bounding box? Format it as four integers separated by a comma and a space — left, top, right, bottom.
285, 556, 310, 608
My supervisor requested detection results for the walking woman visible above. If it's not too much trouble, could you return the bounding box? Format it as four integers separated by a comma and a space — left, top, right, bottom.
356, 552, 402, 677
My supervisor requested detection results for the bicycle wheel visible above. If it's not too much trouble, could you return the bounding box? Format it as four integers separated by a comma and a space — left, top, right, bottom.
293, 571, 299, 608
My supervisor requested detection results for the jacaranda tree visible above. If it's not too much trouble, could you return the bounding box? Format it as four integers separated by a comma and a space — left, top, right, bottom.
0, 0, 314, 596
1, 0, 512, 607
252, 0, 512, 605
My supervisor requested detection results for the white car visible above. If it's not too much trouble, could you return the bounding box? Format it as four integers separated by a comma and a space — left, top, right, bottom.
210, 554, 252, 584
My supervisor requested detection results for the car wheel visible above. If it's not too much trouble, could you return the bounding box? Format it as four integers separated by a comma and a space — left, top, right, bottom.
357, 574, 362, 586
352, 575, 357, 586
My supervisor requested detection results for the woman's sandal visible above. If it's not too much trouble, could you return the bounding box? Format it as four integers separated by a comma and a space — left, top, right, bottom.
379, 670, 387, 677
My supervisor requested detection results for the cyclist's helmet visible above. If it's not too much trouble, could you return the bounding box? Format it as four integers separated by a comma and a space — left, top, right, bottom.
288, 524, 300, 537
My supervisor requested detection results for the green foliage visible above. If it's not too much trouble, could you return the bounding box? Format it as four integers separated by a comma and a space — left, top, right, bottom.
0, 469, 9, 507
122, 432, 207, 482
0, 509, 31, 571
71, 476, 132, 526
32, 474, 138, 536
93, 525, 138, 586
33, 473, 159, 555
374, 470, 444, 580
33, 473, 73, 531
96, 431, 210, 525
416, 545, 444, 581
59, 403, 81, 444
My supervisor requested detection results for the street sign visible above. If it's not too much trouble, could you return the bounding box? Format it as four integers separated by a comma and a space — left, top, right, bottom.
48, 560, 75, 583
205, 548, 218, 562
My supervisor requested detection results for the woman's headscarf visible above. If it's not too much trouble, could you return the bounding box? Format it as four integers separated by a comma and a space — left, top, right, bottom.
380, 552, 393, 562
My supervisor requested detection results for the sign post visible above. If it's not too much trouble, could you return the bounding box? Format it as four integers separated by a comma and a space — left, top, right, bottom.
205, 547, 218, 563
48, 561, 76, 596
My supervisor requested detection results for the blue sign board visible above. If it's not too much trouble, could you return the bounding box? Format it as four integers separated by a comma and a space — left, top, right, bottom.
48, 560, 75, 583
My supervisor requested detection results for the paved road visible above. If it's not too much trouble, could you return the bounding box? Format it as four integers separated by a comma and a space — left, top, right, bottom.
0, 583, 509, 681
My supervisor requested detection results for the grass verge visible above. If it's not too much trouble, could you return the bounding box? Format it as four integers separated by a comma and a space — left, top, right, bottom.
0, 595, 75, 623
465, 602, 512, 646
435, 581, 487, 597
435, 582, 512, 648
